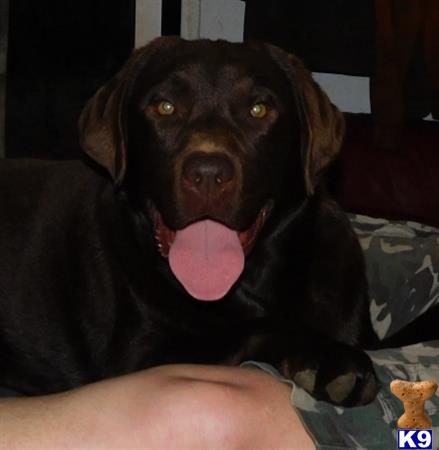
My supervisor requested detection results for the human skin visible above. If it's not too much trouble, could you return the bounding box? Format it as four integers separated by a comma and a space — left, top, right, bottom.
0, 364, 315, 450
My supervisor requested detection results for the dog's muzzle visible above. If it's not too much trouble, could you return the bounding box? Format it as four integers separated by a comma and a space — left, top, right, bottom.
149, 202, 272, 301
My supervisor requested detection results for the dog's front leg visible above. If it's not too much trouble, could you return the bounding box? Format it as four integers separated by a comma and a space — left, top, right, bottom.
239, 328, 379, 407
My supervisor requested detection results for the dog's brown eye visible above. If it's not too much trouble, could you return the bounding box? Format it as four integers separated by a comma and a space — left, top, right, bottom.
157, 101, 175, 116
250, 103, 268, 118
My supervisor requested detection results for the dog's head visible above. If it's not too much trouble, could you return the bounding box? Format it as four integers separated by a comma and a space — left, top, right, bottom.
79, 37, 344, 301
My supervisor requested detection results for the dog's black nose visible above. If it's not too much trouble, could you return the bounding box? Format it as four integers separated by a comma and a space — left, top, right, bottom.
182, 152, 235, 197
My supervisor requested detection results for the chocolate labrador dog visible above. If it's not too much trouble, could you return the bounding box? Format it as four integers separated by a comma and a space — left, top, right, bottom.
0, 37, 379, 406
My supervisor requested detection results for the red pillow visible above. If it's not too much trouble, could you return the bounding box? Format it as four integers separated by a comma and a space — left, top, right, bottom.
334, 115, 439, 229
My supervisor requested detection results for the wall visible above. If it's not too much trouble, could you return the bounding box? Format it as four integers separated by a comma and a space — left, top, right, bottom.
182, 0, 244, 42
136, 0, 162, 46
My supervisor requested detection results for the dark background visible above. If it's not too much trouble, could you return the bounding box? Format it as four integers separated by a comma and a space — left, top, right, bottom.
244, 0, 375, 76
5, 0, 181, 159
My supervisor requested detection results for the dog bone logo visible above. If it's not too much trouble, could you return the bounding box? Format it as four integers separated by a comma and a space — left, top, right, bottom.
390, 379, 438, 429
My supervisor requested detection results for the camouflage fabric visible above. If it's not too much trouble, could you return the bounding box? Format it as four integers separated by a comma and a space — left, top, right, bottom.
352, 214, 439, 340
290, 341, 439, 450
245, 214, 439, 449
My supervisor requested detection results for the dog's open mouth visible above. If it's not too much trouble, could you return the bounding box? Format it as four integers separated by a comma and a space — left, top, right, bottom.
149, 205, 271, 301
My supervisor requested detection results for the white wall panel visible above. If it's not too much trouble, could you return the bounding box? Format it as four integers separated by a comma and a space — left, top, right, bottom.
136, 0, 162, 47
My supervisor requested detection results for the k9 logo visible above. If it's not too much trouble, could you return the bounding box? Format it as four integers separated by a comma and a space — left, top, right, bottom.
397, 429, 433, 449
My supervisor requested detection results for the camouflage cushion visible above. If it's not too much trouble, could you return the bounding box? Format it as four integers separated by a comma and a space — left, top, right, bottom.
245, 214, 439, 449
299, 214, 439, 449
351, 214, 439, 339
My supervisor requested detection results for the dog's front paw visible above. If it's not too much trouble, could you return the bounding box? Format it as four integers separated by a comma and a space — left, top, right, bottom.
281, 342, 380, 406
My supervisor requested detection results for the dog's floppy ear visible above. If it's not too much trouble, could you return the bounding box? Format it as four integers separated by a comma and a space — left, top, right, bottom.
265, 45, 345, 195
78, 36, 181, 185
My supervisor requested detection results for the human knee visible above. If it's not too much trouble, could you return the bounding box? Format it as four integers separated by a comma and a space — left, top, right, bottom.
153, 375, 258, 449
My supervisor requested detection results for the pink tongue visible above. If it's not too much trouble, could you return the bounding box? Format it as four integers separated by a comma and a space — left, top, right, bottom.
169, 220, 244, 301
